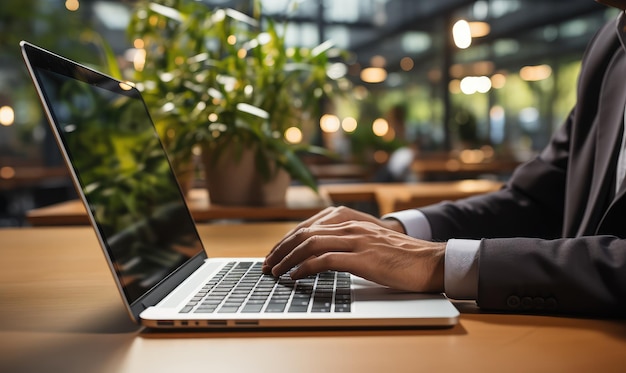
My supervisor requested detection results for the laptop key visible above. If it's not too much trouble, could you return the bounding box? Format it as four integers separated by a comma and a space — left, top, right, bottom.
180, 305, 194, 313
241, 304, 264, 313
218, 306, 241, 313
182, 265, 352, 315
265, 302, 287, 312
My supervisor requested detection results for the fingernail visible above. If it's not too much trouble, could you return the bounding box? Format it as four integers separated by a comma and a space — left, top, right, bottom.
289, 268, 301, 280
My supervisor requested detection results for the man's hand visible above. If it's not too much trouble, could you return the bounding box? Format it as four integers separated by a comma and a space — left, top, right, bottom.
263, 206, 445, 293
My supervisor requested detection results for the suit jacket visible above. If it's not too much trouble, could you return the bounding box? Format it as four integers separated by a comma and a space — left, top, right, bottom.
420, 14, 626, 316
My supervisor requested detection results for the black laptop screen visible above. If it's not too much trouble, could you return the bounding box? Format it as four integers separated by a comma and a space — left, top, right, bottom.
32, 61, 204, 305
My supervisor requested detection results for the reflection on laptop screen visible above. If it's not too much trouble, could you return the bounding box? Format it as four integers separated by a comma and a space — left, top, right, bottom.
34, 66, 204, 305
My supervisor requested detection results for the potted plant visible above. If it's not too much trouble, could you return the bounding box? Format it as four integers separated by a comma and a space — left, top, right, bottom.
126, 0, 343, 205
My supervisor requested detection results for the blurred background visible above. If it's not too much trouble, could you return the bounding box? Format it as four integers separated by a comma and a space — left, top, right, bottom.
0, 0, 619, 226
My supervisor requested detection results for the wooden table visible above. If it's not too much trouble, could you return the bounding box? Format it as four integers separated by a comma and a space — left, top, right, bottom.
323, 179, 503, 215
26, 180, 503, 226
377, 179, 503, 215
412, 158, 521, 179
1, 223, 625, 373
26, 186, 330, 226
308, 163, 370, 181
0, 166, 69, 190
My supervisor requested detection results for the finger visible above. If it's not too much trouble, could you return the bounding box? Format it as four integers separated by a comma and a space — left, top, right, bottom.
269, 231, 357, 276
290, 249, 416, 291
263, 226, 313, 271
264, 206, 337, 262
265, 206, 369, 266
267, 219, 369, 268
311, 205, 370, 227
264, 219, 376, 275
289, 251, 369, 280
265, 226, 330, 273
265, 221, 350, 271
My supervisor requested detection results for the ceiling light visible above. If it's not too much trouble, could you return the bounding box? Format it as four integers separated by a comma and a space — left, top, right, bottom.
520, 65, 552, 81
468, 21, 490, 38
370, 55, 386, 68
400, 57, 414, 71
372, 118, 389, 137
360, 67, 387, 83
452, 20, 472, 49
320, 114, 341, 133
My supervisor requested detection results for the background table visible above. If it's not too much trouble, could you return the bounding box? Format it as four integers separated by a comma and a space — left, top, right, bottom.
25, 186, 330, 225
335, 179, 503, 215
1, 223, 625, 373
25, 180, 503, 225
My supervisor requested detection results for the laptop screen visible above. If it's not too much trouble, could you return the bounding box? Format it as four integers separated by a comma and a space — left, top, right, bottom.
28, 47, 204, 305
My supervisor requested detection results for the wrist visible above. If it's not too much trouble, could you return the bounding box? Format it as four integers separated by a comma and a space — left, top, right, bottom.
428, 242, 446, 293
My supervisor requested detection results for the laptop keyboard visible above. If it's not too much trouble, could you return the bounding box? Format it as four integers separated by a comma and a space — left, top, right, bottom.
179, 261, 352, 314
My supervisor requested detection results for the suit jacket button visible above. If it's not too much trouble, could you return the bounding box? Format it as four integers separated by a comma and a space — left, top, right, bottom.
506, 295, 521, 309
545, 297, 557, 310
533, 297, 545, 310
521, 297, 533, 309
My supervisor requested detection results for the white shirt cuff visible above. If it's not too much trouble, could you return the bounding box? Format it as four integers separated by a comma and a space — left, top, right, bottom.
444, 239, 480, 300
381, 209, 432, 240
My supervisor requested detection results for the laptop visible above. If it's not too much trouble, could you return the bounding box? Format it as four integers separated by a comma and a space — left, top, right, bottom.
20, 40, 459, 329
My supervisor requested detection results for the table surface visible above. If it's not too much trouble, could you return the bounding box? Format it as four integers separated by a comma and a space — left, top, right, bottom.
1, 223, 625, 373
0, 166, 69, 190
25, 180, 503, 225
26, 186, 331, 226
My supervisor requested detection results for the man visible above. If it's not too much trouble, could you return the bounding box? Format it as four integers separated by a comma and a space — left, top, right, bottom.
263, 0, 626, 317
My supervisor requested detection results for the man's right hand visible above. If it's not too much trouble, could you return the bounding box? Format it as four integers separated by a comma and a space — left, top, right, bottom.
262, 206, 445, 293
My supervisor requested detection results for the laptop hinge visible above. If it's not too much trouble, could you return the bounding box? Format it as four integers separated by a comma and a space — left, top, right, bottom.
131, 252, 207, 317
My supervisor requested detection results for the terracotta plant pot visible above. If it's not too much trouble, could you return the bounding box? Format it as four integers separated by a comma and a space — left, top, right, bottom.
202, 146, 290, 206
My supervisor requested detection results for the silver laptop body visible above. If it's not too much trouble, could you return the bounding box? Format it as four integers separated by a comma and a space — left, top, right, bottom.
21, 41, 459, 329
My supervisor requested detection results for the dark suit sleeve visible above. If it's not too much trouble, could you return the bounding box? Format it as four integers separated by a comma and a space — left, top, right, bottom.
422, 122, 626, 316
478, 236, 626, 316
421, 112, 626, 316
